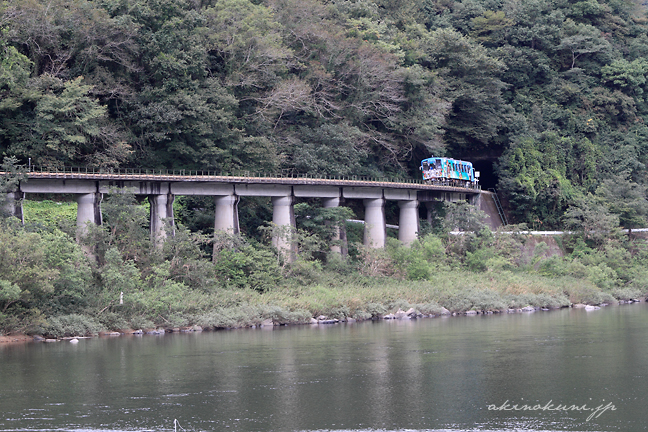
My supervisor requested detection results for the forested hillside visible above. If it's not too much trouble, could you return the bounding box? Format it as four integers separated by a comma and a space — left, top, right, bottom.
3, 0, 648, 227
6, 0, 648, 334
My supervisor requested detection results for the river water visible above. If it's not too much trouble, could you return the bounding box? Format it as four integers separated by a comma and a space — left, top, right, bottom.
1, 304, 648, 432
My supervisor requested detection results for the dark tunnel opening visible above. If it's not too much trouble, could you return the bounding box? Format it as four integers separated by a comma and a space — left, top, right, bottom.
472, 159, 498, 190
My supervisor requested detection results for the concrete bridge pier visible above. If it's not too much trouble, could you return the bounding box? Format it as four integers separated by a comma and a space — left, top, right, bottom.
425, 201, 435, 226
76, 193, 102, 239
149, 194, 174, 242
272, 195, 296, 261
398, 200, 419, 246
321, 197, 347, 255
363, 198, 386, 248
3, 192, 24, 223
213, 194, 240, 257
214, 194, 240, 235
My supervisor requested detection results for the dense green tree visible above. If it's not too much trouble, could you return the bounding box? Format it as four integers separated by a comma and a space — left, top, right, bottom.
13, 76, 130, 168
555, 19, 611, 70
442, 200, 488, 232
0, 42, 32, 110
601, 58, 648, 99
0, 224, 58, 310
82, 191, 149, 263
562, 193, 619, 246
497, 133, 575, 226
470, 10, 513, 46
597, 173, 648, 229
419, 27, 510, 152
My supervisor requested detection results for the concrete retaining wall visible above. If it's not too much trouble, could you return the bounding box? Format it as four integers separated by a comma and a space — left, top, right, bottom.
479, 191, 504, 230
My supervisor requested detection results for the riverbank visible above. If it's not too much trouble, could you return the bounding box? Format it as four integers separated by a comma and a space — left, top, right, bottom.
5, 279, 644, 342
5, 301, 645, 344
0, 334, 34, 344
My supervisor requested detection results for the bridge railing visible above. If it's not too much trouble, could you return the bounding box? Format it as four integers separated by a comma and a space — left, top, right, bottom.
21, 166, 482, 191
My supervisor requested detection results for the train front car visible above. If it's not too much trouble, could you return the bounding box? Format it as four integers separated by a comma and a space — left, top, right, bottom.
421, 157, 445, 184
420, 157, 479, 188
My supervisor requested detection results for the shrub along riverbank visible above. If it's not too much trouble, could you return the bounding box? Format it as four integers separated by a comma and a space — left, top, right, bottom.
1, 196, 647, 338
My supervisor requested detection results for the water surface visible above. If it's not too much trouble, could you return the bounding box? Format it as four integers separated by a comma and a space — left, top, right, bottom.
2, 304, 648, 432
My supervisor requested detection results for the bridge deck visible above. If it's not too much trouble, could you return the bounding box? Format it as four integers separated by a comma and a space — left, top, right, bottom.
23, 172, 481, 194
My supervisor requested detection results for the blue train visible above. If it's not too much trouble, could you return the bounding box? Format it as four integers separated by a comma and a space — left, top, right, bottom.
420, 157, 479, 187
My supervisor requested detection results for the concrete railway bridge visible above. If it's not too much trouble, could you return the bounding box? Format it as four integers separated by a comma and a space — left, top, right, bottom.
4, 169, 499, 252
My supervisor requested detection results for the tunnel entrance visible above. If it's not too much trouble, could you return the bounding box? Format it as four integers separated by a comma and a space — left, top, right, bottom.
472, 159, 497, 190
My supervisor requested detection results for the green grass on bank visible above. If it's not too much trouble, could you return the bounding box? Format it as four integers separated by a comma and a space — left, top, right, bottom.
258, 272, 595, 314
43, 269, 610, 337
30, 271, 604, 338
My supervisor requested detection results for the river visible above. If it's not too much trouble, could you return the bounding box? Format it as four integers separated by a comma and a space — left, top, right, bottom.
1, 304, 648, 432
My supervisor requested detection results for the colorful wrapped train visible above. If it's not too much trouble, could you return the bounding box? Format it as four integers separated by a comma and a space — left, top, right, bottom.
420, 157, 479, 187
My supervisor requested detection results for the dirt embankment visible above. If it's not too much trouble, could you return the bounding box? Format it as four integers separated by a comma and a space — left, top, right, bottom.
0, 335, 34, 344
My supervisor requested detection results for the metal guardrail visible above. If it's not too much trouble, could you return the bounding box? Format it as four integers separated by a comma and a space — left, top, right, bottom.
15, 166, 483, 192
452, 228, 648, 235
347, 219, 400, 229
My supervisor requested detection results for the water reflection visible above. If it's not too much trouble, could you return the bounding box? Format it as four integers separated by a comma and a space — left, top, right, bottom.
2, 305, 648, 431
